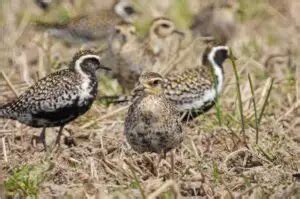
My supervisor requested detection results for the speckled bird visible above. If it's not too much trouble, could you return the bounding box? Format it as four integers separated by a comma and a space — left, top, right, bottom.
0, 50, 110, 149
145, 17, 185, 69
102, 46, 230, 120
106, 17, 185, 90
164, 46, 230, 112
124, 72, 183, 155
191, 0, 238, 44
35, 0, 53, 10
36, 0, 139, 44
107, 22, 143, 90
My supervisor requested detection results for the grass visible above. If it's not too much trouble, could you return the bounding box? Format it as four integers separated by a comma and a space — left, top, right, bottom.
258, 78, 274, 124
126, 159, 146, 199
0, 0, 299, 198
248, 74, 259, 144
230, 49, 246, 138
4, 163, 52, 198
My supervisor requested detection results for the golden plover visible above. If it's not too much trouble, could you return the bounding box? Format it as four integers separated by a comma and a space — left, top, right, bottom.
145, 17, 185, 66
108, 22, 144, 90
164, 46, 230, 119
35, 0, 53, 10
106, 17, 185, 90
37, 0, 139, 44
125, 72, 183, 176
191, 0, 238, 44
0, 50, 110, 149
102, 46, 230, 120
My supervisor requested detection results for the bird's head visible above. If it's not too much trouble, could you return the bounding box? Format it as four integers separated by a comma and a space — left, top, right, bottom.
134, 72, 165, 95
71, 50, 110, 76
111, 22, 137, 52
114, 0, 139, 23
202, 45, 231, 69
150, 17, 184, 38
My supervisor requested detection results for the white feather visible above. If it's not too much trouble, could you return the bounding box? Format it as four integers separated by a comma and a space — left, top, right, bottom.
114, 0, 132, 21
177, 46, 229, 111
208, 46, 229, 94
74, 54, 100, 104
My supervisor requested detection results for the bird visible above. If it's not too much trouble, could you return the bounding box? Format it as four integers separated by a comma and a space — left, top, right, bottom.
0, 50, 110, 150
124, 72, 183, 176
105, 17, 185, 91
35, 0, 53, 10
190, 0, 238, 44
101, 45, 231, 120
36, 0, 139, 44
144, 17, 185, 71
163, 46, 230, 116
106, 22, 143, 91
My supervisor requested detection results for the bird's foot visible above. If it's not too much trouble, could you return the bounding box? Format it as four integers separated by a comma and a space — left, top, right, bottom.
30, 134, 47, 151
64, 136, 77, 147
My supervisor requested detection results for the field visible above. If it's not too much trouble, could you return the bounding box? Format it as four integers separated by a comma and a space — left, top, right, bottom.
0, 0, 300, 198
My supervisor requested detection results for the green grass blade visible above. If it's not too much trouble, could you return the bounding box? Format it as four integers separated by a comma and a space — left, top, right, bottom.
248, 74, 259, 144
230, 49, 245, 137
258, 78, 274, 124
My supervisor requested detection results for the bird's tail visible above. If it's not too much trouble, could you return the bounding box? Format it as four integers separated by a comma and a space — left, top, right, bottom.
97, 95, 132, 105
33, 19, 66, 30
0, 103, 10, 118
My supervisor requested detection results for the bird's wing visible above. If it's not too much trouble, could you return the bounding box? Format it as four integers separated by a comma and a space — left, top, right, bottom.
67, 11, 119, 40
164, 68, 213, 103
15, 69, 80, 114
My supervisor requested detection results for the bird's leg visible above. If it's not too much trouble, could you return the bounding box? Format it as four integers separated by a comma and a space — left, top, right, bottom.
170, 150, 175, 179
39, 127, 47, 151
55, 125, 65, 146
155, 151, 167, 176
154, 151, 164, 176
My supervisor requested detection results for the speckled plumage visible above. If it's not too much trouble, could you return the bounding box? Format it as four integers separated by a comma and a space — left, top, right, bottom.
191, 0, 238, 44
124, 72, 183, 154
0, 50, 109, 148
37, 0, 138, 44
108, 22, 144, 90
107, 18, 185, 90
158, 46, 230, 117
103, 46, 230, 119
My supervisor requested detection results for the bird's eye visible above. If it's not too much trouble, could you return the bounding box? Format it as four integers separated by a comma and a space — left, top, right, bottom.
124, 6, 135, 15
115, 29, 121, 34
161, 23, 170, 28
152, 80, 160, 86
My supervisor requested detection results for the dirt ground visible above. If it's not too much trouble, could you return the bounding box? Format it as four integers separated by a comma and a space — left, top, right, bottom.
0, 0, 300, 198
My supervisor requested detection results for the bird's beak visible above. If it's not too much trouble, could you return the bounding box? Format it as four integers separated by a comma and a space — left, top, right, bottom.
133, 84, 145, 92
98, 63, 111, 71
173, 30, 185, 37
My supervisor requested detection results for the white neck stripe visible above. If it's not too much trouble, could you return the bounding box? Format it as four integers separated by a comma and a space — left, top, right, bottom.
75, 54, 100, 71
207, 46, 229, 94
74, 54, 100, 104
114, 1, 131, 21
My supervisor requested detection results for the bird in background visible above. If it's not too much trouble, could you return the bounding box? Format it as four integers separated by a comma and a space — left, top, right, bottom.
106, 22, 144, 91
191, 0, 238, 44
0, 50, 110, 150
35, 0, 54, 10
105, 17, 185, 91
101, 45, 231, 120
35, 0, 139, 44
144, 17, 185, 72
124, 71, 183, 177
34, 0, 75, 11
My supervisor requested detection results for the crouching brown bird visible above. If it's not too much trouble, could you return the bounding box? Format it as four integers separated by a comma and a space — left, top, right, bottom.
124, 72, 183, 177
0, 50, 110, 150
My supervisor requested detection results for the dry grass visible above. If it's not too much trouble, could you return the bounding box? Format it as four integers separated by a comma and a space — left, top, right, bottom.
0, 0, 300, 198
